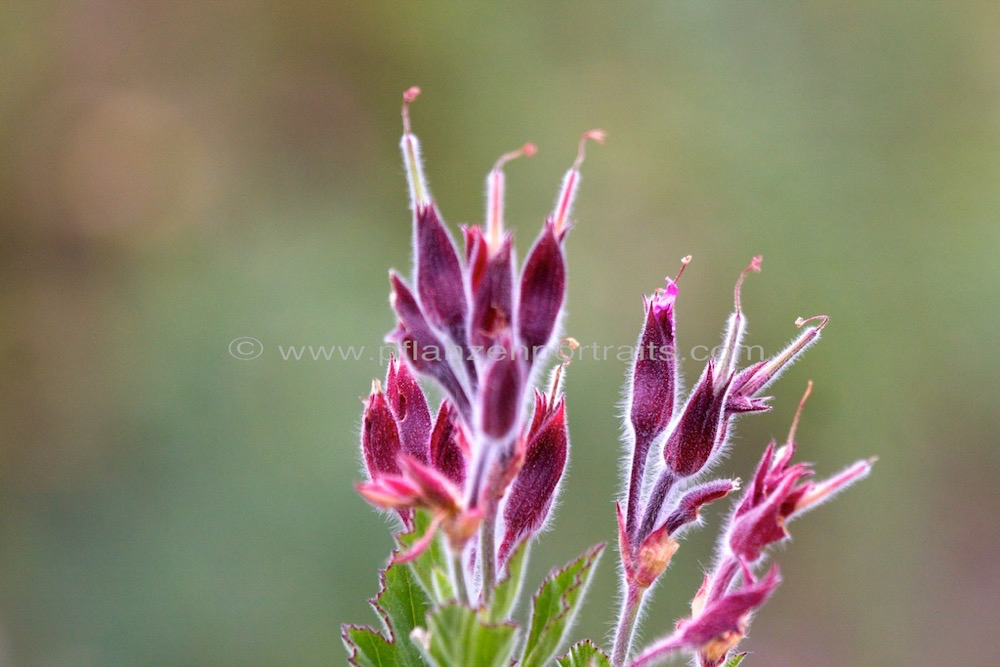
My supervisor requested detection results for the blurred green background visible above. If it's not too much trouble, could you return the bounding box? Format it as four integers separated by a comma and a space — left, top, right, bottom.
2, 2, 998, 665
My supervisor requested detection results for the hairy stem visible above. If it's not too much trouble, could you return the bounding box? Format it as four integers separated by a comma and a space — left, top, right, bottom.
624, 431, 653, 542
635, 470, 675, 548
479, 502, 497, 604
612, 582, 645, 667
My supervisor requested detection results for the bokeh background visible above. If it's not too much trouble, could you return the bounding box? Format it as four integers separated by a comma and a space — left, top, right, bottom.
2, 2, 998, 665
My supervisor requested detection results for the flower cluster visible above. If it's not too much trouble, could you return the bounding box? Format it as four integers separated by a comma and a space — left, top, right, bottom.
611, 252, 872, 665
347, 87, 872, 667
629, 383, 873, 667
356, 87, 602, 601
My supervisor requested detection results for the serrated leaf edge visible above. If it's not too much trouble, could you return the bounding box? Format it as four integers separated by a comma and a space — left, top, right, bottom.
555, 638, 613, 666
341, 623, 393, 667
523, 543, 606, 664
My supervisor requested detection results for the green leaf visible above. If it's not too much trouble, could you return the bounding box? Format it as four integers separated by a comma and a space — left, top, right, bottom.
487, 540, 530, 621
371, 560, 433, 666
341, 624, 399, 667
520, 543, 605, 667
724, 653, 747, 667
556, 639, 613, 667
417, 603, 519, 667
430, 566, 454, 602
395, 510, 448, 602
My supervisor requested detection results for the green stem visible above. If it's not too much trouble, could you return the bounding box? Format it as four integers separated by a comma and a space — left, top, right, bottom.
479, 502, 498, 604
448, 546, 469, 605
612, 582, 645, 667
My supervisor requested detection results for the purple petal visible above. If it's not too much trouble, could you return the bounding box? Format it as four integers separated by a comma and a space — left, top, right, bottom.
679, 566, 781, 646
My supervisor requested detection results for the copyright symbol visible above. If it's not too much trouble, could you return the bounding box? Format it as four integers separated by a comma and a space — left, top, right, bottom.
229, 337, 263, 360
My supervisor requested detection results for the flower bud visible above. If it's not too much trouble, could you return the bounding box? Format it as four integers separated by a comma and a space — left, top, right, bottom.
414, 204, 469, 348
386, 357, 432, 463
498, 393, 568, 563
429, 401, 468, 485
478, 341, 525, 440
361, 380, 402, 479
662, 362, 731, 478
728, 315, 828, 411
625, 264, 686, 539
517, 221, 566, 363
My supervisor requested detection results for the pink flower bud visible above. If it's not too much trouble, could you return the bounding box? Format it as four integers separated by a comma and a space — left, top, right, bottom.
361, 381, 402, 479
728, 315, 829, 411
385, 357, 432, 463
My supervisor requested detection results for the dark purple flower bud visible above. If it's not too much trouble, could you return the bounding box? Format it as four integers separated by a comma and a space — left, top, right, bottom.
470, 234, 515, 349
388, 271, 471, 418
517, 220, 566, 363
429, 401, 468, 485
662, 478, 739, 536
498, 394, 568, 563
361, 381, 402, 479
630, 277, 681, 445
625, 264, 686, 539
478, 340, 525, 440
386, 357, 432, 463
515, 130, 602, 363
662, 361, 731, 478
414, 204, 469, 347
